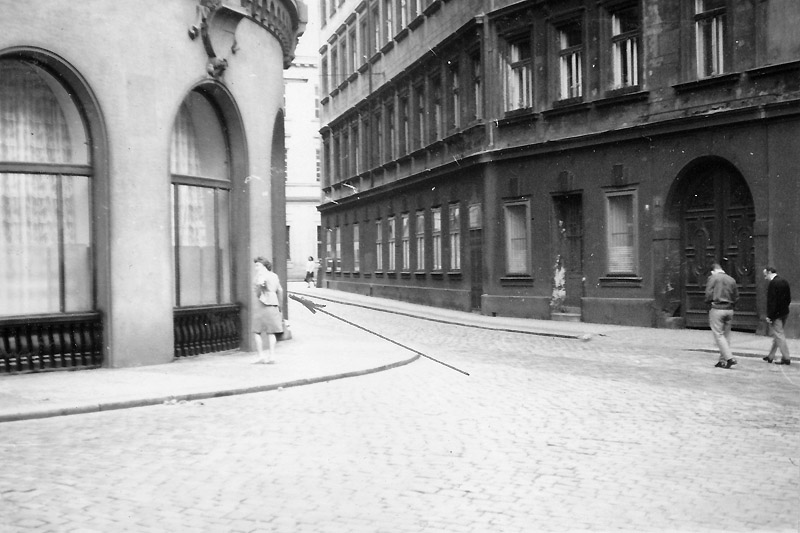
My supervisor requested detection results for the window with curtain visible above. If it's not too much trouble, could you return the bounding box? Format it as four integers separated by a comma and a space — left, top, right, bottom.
353, 223, 360, 272
401, 213, 410, 271
503, 35, 533, 111
0, 59, 92, 316
504, 201, 529, 275
558, 20, 584, 100
695, 0, 726, 77
432, 207, 442, 271
606, 191, 637, 275
387, 216, 396, 271
375, 219, 383, 271
170, 91, 231, 307
415, 209, 425, 271
611, 5, 641, 89
449, 202, 461, 271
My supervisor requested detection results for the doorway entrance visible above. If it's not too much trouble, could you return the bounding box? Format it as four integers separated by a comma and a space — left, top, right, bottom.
680, 162, 757, 330
552, 194, 583, 312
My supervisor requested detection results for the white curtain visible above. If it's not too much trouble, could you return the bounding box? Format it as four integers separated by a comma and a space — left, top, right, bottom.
0, 61, 88, 315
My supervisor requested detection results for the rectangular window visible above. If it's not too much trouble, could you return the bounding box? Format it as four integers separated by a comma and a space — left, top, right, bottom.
449, 202, 460, 271
503, 36, 533, 111
385, 100, 395, 163
470, 51, 482, 121
413, 82, 425, 150
611, 6, 640, 89
286, 225, 291, 261
320, 55, 329, 95
349, 27, 358, 74
695, 0, 726, 77
353, 223, 360, 272
375, 219, 383, 271
606, 191, 638, 274
334, 226, 341, 271
401, 213, 410, 271
359, 15, 369, 64
398, 0, 408, 29
371, 2, 381, 55
384, 0, 394, 41
387, 216, 396, 271
325, 227, 333, 271
373, 109, 383, 168
315, 148, 321, 180
351, 122, 360, 175
415, 209, 425, 271
446, 60, 460, 131
341, 127, 350, 178
398, 93, 409, 156
339, 37, 348, 79
504, 201, 529, 275
432, 207, 442, 271
330, 43, 339, 88
429, 72, 442, 143
559, 21, 583, 100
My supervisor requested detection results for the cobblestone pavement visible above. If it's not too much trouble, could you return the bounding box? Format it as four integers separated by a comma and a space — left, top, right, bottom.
2, 301, 798, 533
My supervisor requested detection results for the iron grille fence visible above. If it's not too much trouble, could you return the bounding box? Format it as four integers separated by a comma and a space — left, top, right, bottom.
173, 304, 241, 357
0, 312, 103, 374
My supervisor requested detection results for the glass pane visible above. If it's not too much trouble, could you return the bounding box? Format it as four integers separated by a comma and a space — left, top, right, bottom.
177, 185, 217, 306
505, 204, 528, 274
0, 60, 89, 165
608, 195, 634, 273
0, 174, 60, 315
218, 190, 232, 303
170, 92, 229, 180
63, 176, 93, 311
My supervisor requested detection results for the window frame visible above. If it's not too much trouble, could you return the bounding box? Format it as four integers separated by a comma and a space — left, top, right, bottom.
431, 207, 442, 271
503, 199, 531, 276
604, 188, 639, 276
415, 209, 426, 272
694, 0, 728, 78
448, 202, 461, 271
556, 18, 585, 101
501, 32, 533, 112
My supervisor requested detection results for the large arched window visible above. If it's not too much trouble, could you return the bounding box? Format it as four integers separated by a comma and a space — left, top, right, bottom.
170, 90, 232, 306
0, 59, 93, 316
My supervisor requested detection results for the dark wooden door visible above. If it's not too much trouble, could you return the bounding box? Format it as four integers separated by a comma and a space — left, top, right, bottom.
682, 169, 757, 330
553, 195, 583, 310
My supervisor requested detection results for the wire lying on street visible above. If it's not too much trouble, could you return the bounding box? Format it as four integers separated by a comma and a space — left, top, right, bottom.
288, 292, 469, 376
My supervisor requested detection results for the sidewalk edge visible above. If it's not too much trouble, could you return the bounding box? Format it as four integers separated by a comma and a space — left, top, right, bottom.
0, 353, 421, 424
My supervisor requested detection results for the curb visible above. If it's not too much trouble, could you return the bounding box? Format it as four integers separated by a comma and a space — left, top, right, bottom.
288, 291, 582, 340
0, 353, 421, 424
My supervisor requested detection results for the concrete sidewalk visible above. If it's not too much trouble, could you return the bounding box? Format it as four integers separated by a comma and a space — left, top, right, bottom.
1, 282, 795, 423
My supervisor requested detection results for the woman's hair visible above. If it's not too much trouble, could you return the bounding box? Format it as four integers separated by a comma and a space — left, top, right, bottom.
254, 256, 272, 270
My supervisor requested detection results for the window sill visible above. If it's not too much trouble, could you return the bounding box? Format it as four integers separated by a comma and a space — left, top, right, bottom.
380, 41, 394, 55
423, 0, 441, 16
497, 108, 537, 127
330, 87, 340, 98
321, 96, 330, 105
374, 271, 384, 278
352, 271, 361, 278
386, 272, 397, 278
599, 275, 643, 288
447, 271, 462, 280
401, 271, 412, 279
347, 72, 358, 83
431, 271, 444, 279
594, 88, 649, 108
337, 79, 349, 92
341, 271, 352, 278
500, 275, 534, 287
409, 15, 424, 31
746, 59, 800, 79
394, 28, 409, 43
542, 99, 591, 118
672, 73, 740, 94
358, 62, 370, 74
414, 271, 427, 278
369, 52, 382, 65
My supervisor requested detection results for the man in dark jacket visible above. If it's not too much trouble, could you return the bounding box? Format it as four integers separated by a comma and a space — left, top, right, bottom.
705, 263, 739, 368
763, 267, 792, 365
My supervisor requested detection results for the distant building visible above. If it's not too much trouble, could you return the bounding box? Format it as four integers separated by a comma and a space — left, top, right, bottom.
0, 0, 307, 373
318, 0, 800, 337
285, 3, 322, 281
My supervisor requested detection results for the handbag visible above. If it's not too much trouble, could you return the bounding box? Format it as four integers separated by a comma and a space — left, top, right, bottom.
276, 318, 292, 341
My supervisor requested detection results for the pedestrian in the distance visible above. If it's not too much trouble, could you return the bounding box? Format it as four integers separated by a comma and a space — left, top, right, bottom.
705, 262, 739, 369
252, 257, 284, 364
762, 266, 791, 365
305, 256, 316, 288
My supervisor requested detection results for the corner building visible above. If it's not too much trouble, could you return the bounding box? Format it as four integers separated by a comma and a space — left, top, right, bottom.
318, 0, 800, 337
0, 0, 307, 373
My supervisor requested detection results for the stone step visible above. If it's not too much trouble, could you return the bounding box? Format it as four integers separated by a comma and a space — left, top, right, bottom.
551, 312, 582, 322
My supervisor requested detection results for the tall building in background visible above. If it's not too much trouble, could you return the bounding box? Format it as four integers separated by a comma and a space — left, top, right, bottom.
0, 0, 307, 373
318, 0, 800, 337
285, 3, 322, 281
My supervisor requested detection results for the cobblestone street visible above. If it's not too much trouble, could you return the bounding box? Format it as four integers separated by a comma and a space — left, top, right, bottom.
2, 301, 798, 532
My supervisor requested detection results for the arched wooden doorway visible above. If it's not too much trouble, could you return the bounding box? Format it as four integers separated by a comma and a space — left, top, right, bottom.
678, 159, 757, 330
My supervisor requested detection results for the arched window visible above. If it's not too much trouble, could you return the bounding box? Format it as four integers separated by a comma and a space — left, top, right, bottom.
170, 91, 232, 306
0, 59, 92, 316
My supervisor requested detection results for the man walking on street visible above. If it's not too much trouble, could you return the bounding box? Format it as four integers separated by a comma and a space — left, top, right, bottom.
763, 266, 792, 365
706, 263, 739, 369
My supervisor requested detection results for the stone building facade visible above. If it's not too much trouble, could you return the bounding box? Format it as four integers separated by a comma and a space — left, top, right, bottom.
0, 0, 307, 372
318, 0, 800, 337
